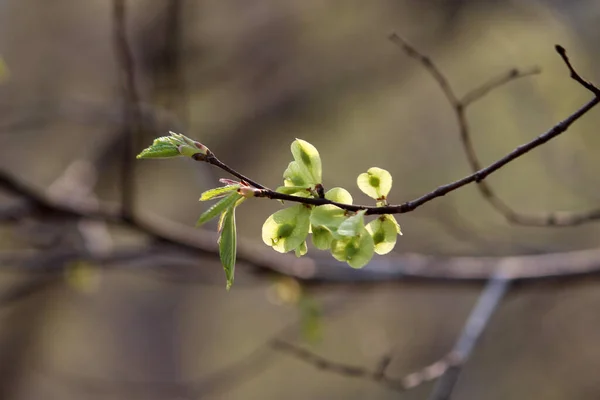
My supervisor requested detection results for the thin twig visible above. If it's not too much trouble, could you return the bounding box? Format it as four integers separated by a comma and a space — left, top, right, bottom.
113, 0, 143, 219
428, 271, 512, 400
391, 33, 600, 226
272, 270, 511, 395
194, 94, 599, 216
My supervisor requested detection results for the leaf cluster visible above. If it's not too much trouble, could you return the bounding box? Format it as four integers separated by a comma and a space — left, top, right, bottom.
138, 134, 402, 289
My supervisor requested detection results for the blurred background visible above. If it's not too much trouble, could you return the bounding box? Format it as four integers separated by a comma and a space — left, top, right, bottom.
1, 0, 600, 399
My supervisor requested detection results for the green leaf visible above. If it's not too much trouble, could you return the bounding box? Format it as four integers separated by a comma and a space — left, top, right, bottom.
136, 141, 180, 159
336, 210, 367, 238
366, 215, 400, 255
311, 225, 333, 250
218, 207, 237, 290
196, 192, 242, 227
325, 187, 353, 204
295, 241, 308, 257
357, 167, 393, 199
262, 205, 311, 253
330, 227, 374, 268
291, 139, 322, 184
200, 185, 240, 201
137, 132, 209, 159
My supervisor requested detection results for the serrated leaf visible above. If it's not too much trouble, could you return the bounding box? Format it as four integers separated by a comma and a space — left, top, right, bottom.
325, 187, 353, 204
330, 227, 374, 268
200, 185, 240, 201
218, 207, 237, 290
357, 167, 393, 199
262, 205, 311, 253
196, 192, 242, 227
291, 139, 322, 184
336, 210, 367, 238
366, 215, 399, 255
136, 142, 180, 159
311, 225, 333, 250
295, 241, 308, 257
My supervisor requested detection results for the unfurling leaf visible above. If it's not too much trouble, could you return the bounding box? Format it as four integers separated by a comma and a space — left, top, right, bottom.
262, 205, 311, 253
137, 132, 209, 159
136, 140, 180, 159
196, 192, 242, 227
357, 167, 392, 199
219, 207, 237, 290
366, 215, 400, 255
200, 185, 240, 201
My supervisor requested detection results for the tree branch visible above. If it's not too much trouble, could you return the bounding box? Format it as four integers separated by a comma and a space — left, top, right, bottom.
428, 271, 512, 400
7, 166, 600, 282
113, 0, 143, 219
390, 33, 600, 226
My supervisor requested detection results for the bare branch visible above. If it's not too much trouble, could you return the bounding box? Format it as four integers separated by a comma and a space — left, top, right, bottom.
391, 33, 600, 226
428, 271, 512, 400
113, 0, 143, 218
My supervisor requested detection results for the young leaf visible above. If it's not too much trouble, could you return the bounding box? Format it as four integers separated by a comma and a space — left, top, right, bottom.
325, 187, 353, 204
330, 227, 374, 268
366, 215, 400, 255
262, 205, 311, 253
218, 207, 237, 290
357, 167, 393, 199
291, 139, 322, 184
196, 192, 242, 227
200, 185, 240, 201
137, 141, 180, 159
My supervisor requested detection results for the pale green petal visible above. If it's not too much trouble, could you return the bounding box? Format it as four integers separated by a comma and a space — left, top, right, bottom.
262, 205, 311, 253
283, 161, 313, 187
357, 167, 393, 199
291, 139, 322, 184
330, 228, 374, 269
311, 225, 333, 250
325, 187, 353, 204
336, 210, 366, 238
310, 205, 347, 231
295, 241, 308, 257
366, 215, 399, 255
